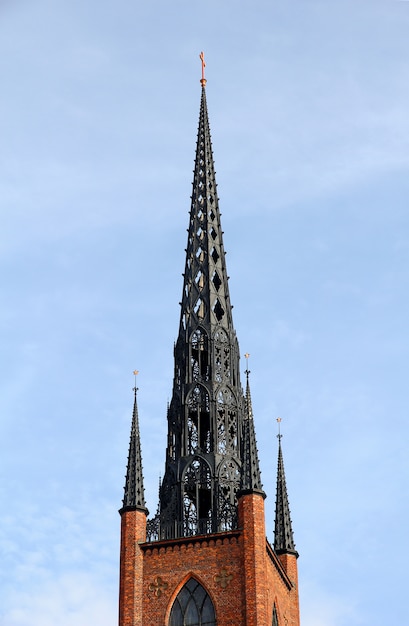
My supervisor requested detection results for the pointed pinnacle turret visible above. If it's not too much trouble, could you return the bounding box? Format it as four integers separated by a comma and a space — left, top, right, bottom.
199, 51, 207, 87
274, 432, 297, 555
239, 360, 264, 496
120, 383, 148, 514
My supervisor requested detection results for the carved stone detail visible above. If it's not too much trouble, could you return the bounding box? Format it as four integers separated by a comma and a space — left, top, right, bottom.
148, 576, 168, 597
214, 568, 233, 589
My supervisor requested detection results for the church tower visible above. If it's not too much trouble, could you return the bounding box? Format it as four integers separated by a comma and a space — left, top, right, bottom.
118, 57, 300, 626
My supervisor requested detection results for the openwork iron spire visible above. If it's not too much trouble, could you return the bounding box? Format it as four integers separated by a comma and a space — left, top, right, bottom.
274, 435, 297, 555
146, 66, 264, 542
178, 85, 233, 335
240, 362, 264, 495
121, 384, 147, 513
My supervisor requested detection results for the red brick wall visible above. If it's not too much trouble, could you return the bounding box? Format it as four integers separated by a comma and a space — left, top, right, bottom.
272, 553, 300, 626
119, 498, 300, 626
238, 493, 268, 625
119, 509, 147, 626
142, 534, 244, 626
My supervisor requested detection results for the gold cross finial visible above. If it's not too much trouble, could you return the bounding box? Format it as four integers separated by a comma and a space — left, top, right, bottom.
199, 51, 207, 87
277, 417, 282, 439
244, 352, 250, 376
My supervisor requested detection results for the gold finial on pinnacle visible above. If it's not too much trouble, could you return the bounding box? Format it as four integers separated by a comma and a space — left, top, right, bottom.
133, 369, 139, 392
276, 417, 282, 440
244, 352, 250, 372
199, 51, 207, 87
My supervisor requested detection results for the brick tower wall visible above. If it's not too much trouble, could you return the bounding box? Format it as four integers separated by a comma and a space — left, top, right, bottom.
238, 493, 268, 625
136, 500, 300, 625
141, 533, 245, 626
272, 552, 300, 626
119, 509, 147, 626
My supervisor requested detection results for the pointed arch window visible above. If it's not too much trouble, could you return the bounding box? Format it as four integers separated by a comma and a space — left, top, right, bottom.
169, 578, 216, 626
272, 604, 279, 626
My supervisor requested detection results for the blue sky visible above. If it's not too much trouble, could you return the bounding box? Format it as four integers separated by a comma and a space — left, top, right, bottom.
1, 1, 409, 624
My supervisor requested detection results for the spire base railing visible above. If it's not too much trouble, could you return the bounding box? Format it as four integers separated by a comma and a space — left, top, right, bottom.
146, 513, 238, 543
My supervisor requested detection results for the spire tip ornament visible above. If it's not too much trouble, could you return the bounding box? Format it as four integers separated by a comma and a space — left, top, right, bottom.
133, 369, 139, 393
244, 353, 250, 378
199, 51, 207, 87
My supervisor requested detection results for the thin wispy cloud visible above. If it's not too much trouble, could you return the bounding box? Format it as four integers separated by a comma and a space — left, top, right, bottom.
1, 1, 408, 625
3, 573, 117, 626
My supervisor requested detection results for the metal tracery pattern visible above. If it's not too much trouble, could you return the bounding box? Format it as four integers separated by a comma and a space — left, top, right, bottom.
146, 87, 262, 541
183, 458, 213, 536
216, 387, 238, 455
217, 459, 240, 531
190, 328, 210, 383
179, 89, 233, 335
214, 327, 230, 383
187, 385, 211, 454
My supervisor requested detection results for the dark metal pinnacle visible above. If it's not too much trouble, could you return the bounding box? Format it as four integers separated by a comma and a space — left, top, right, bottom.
274, 437, 297, 556
240, 368, 264, 495
121, 385, 148, 514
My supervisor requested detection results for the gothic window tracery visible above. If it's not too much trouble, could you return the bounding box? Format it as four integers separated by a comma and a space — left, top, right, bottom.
183, 458, 212, 536
214, 328, 230, 383
186, 385, 211, 454
158, 471, 178, 540
190, 329, 209, 382
169, 578, 216, 626
216, 388, 237, 455
217, 459, 240, 531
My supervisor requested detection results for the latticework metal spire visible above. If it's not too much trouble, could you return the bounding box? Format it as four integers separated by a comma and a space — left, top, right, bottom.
178, 86, 233, 335
240, 367, 264, 495
274, 436, 297, 555
121, 386, 147, 513
146, 72, 252, 542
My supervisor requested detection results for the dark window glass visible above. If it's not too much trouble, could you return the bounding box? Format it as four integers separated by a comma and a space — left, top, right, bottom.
169, 578, 216, 626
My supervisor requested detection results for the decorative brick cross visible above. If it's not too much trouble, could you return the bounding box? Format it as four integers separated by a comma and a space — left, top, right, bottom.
214, 568, 233, 589
149, 576, 168, 598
